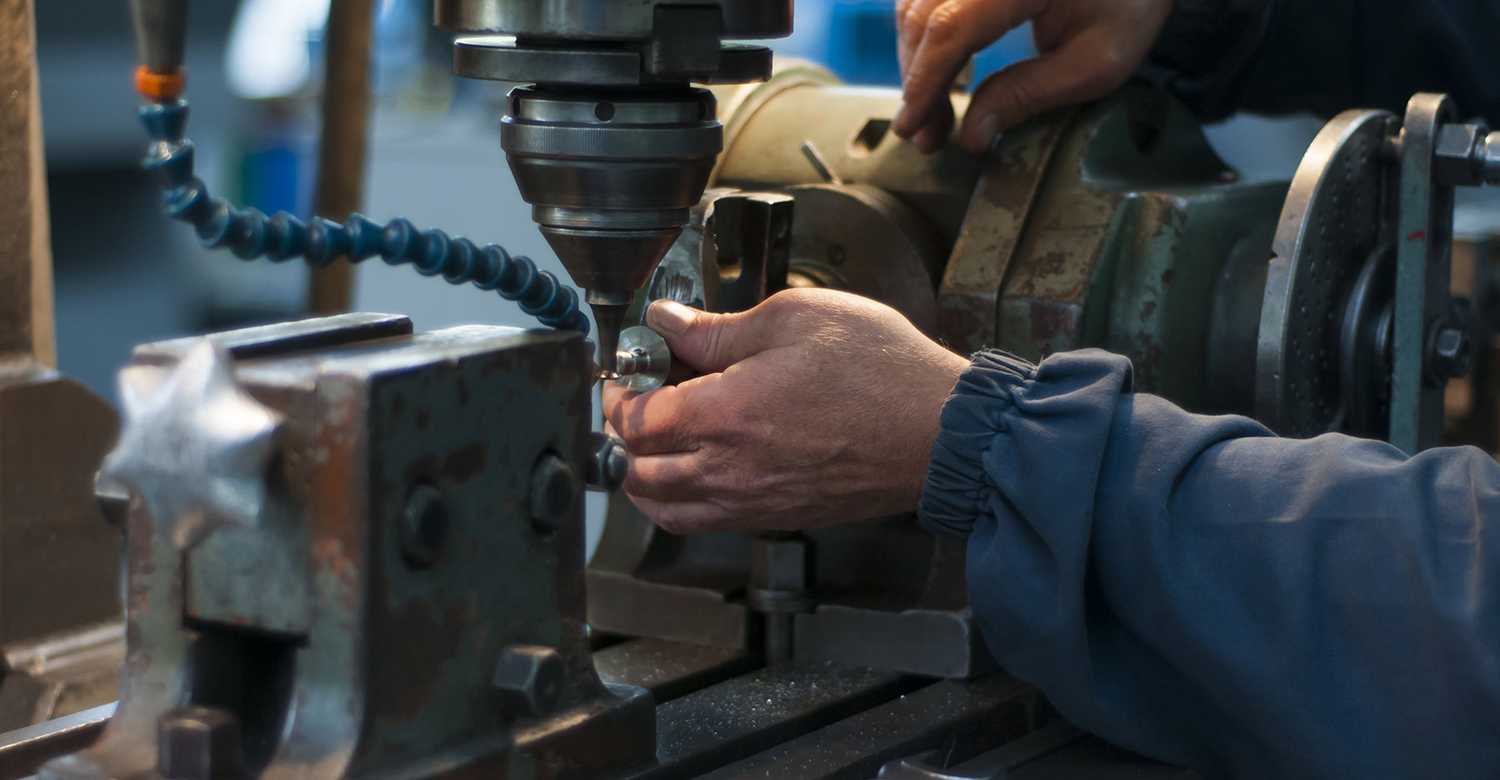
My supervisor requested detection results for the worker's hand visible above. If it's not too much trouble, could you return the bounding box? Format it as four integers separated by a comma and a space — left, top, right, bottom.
602, 289, 969, 534
893, 0, 1174, 154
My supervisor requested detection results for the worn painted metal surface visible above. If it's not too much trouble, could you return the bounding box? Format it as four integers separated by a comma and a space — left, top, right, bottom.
37, 314, 656, 779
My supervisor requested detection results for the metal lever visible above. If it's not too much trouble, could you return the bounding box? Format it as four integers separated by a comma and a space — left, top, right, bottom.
710, 192, 795, 314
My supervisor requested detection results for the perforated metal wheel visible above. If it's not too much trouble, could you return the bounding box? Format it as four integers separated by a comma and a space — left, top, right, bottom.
1256, 110, 1397, 437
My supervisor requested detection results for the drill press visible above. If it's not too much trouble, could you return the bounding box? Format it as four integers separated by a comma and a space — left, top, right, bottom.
440, 1, 794, 375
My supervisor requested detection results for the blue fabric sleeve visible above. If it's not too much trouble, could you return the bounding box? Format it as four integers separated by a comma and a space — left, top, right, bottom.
919, 348, 1500, 778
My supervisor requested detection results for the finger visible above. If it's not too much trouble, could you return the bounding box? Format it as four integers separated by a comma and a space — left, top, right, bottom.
958, 31, 1130, 153
895, 0, 1039, 138
624, 451, 713, 502
896, 0, 947, 86
626, 494, 732, 535
601, 381, 632, 420
646, 300, 769, 374
911, 96, 954, 153
607, 383, 705, 456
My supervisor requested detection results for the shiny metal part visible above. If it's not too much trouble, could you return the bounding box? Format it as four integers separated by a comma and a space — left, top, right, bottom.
435, 0, 794, 40
455, 2, 790, 381
500, 85, 723, 376
615, 326, 672, 393
100, 342, 283, 548
1258, 111, 1395, 438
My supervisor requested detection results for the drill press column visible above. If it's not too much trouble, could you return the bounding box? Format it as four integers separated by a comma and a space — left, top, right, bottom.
438, 0, 793, 374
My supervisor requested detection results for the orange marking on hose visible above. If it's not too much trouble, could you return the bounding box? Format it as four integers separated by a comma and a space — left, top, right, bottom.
1407, 230, 1427, 242
134, 66, 186, 102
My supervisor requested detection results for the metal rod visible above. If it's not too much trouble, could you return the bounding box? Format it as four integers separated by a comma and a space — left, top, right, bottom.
308, 0, 376, 314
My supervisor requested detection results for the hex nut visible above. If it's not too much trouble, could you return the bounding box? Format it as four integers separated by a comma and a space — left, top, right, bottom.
492, 645, 564, 717
587, 434, 629, 492
1434, 124, 1484, 186
158, 707, 244, 780
529, 454, 578, 532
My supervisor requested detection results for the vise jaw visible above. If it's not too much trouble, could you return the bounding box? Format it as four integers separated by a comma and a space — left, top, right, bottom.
40, 313, 653, 780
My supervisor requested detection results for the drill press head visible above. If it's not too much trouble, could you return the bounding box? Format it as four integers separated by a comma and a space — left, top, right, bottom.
436, 0, 793, 373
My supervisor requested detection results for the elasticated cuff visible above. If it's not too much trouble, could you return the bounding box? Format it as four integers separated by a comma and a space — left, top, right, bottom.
918, 350, 1036, 537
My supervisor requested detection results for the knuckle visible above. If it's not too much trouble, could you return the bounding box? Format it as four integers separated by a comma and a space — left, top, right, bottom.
923, 4, 965, 44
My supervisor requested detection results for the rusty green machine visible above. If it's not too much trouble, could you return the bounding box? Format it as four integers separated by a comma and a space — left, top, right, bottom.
4, 0, 1500, 777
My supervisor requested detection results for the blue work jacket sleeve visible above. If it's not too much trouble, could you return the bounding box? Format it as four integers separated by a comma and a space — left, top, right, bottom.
919, 348, 1500, 778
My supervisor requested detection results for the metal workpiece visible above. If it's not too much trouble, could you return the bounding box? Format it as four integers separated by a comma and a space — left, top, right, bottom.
40, 314, 654, 780
128, 0, 188, 75
614, 326, 672, 393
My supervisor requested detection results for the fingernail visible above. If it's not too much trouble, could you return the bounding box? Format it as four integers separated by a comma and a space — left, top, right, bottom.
648, 299, 695, 337
966, 113, 999, 155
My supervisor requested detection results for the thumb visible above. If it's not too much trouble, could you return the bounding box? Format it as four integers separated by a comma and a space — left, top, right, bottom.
646, 300, 766, 374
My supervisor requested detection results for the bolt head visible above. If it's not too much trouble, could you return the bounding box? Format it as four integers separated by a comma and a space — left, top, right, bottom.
158, 707, 244, 780
587, 435, 628, 492
400, 485, 448, 568
529, 455, 578, 532
1431, 326, 1474, 380
1434, 124, 1484, 186
492, 645, 564, 717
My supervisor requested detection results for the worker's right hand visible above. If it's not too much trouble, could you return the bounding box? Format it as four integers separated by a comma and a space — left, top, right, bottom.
893, 0, 1175, 154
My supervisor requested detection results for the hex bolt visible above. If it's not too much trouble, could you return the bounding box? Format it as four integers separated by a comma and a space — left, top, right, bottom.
1429, 325, 1474, 382
586, 433, 629, 492
748, 533, 815, 665
492, 644, 564, 717
158, 706, 245, 780
528, 454, 578, 532
399, 484, 448, 568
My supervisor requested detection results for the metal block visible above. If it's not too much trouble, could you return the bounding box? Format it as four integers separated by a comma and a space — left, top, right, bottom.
40, 314, 654, 779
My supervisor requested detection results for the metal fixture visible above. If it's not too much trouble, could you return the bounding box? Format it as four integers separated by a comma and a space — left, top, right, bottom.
1258, 95, 1498, 450
613, 326, 672, 393
442, 1, 794, 376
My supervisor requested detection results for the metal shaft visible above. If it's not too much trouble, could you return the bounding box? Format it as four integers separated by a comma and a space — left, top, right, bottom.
129, 0, 189, 74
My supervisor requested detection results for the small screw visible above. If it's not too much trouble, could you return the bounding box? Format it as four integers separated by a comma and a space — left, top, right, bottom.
492, 645, 564, 717
400, 485, 448, 568
158, 707, 244, 780
529, 454, 578, 532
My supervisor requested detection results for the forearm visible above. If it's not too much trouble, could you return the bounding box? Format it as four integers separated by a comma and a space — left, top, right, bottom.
921, 349, 1500, 776
1145, 0, 1500, 124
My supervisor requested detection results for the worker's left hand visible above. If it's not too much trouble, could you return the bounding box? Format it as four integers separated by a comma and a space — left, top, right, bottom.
602, 289, 969, 534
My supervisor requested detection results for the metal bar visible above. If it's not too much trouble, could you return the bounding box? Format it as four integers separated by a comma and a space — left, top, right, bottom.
699, 676, 1036, 780
633, 664, 919, 779
0, 702, 115, 780
307, 0, 376, 314
0, 0, 54, 366
593, 638, 757, 704
1391, 94, 1456, 452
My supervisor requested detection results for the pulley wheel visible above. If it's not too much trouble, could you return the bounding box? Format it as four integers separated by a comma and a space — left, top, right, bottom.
1256, 110, 1396, 437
